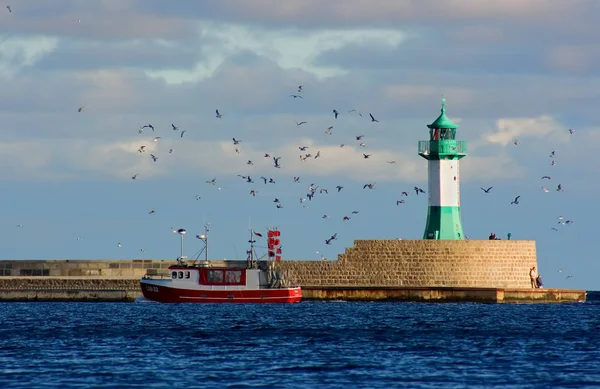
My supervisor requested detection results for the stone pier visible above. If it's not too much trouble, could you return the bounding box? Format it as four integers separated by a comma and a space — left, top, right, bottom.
0, 240, 586, 303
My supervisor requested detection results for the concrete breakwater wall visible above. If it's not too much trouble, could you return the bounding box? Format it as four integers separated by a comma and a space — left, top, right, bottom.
0, 277, 142, 302
277, 240, 538, 288
0, 259, 178, 277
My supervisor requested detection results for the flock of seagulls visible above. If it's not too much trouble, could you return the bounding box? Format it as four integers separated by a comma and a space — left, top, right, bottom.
110, 83, 427, 257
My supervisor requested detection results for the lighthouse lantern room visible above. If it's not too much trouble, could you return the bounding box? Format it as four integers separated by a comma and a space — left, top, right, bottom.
418, 98, 467, 240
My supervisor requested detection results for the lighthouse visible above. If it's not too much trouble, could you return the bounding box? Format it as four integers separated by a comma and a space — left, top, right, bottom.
418, 98, 467, 240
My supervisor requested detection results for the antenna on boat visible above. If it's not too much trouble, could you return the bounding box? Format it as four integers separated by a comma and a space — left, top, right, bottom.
176, 228, 187, 264
195, 223, 210, 264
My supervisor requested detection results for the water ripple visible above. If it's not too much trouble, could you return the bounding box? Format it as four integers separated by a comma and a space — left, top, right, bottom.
0, 294, 599, 388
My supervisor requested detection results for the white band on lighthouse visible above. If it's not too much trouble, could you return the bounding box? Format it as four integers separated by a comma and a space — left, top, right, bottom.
427, 160, 460, 207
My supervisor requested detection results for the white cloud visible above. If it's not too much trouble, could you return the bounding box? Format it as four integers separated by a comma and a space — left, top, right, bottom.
0, 35, 59, 79
145, 23, 405, 83
480, 115, 570, 147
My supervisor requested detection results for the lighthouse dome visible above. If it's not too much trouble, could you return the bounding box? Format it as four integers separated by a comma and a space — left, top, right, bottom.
427, 97, 458, 130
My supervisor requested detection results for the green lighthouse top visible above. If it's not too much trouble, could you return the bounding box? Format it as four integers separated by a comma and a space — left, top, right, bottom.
427, 97, 459, 130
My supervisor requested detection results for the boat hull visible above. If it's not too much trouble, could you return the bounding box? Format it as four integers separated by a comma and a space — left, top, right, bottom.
140, 280, 302, 303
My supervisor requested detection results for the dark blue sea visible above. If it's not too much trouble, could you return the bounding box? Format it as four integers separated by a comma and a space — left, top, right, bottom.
1, 293, 599, 389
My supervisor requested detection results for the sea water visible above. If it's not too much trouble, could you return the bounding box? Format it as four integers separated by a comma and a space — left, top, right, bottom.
1, 293, 599, 389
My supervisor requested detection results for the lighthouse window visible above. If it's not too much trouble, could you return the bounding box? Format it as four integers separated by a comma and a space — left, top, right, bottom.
178, 271, 184, 279
171, 271, 177, 279
207, 270, 224, 283
225, 270, 242, 284
185, 271, 191, 279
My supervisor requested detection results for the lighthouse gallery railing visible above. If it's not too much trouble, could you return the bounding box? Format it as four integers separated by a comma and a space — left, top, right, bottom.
418, 140, 467, 155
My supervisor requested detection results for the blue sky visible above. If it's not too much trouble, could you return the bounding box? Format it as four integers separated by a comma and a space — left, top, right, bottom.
1, 1, 599, 290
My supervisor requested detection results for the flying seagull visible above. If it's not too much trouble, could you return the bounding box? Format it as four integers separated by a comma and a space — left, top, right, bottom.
481, 186, 493, 193
150, 154, 157, 162
206, 178, 216, 185
171, 124, 179, 131
216, 109, 222, 118
296, 121, 307, 126
6, 5, 12, 12
511, 195, 520, 205
333, 109, 339, 119
290, 94, 303, 98
542, 176, 551, 180
77, 106, 84, 112
369, 113, 379, 122
142, 124, 155, 131
273, 157, 281, 168
233, 138, 241, 145
132, 174, 139, 180
152, 137, 161, 142
180, 130, 186, 138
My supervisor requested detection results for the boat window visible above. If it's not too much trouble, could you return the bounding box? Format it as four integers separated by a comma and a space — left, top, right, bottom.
178, 271, 184, 279
171, 271, 177, 279
225, 270, 241, 284
207, 270, 223, 283
185, 271, 190, 279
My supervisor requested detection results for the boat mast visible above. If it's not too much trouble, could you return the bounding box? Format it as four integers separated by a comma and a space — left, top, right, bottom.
247, 229, 256, 268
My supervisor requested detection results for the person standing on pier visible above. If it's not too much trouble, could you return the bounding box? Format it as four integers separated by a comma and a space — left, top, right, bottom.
529, 266, 538, 288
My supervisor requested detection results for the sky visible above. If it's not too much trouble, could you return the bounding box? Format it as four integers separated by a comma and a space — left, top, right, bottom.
1, 0, 599, 291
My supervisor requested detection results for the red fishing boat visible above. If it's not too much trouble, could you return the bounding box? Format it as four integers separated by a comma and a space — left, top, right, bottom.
140, 227, 302, 303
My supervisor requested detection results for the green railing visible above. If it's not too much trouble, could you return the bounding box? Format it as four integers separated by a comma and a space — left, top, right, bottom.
418, 140, 467, 156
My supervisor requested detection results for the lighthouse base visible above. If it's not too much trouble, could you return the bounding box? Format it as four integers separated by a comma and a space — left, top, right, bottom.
423, 206, 464, 240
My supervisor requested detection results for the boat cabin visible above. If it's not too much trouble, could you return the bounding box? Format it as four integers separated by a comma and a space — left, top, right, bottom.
168, 266, 261, 289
